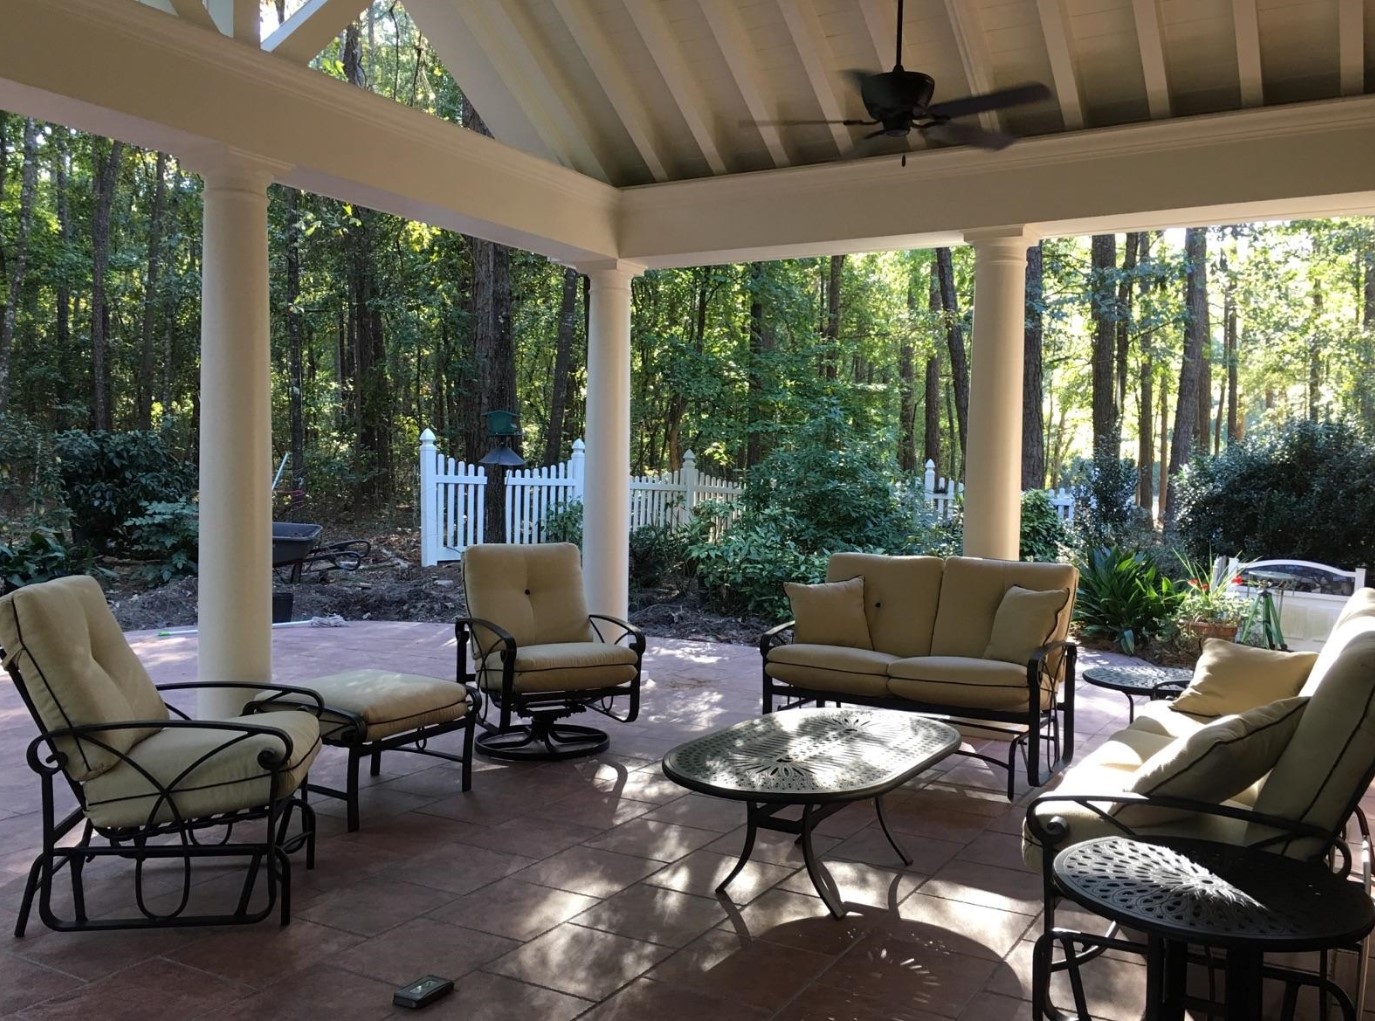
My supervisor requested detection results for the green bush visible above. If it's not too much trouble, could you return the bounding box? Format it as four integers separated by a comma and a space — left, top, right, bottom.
541, 500, 583, 546
686, 507, 829, 617
1020, 490, 1070, 562
55, 430, 197, 554
1069, 456, 1148, 552
1175, 420, 1375, 569
0, 528, 77, 594
126, 499, 199, 581
629, 522, 689, 589
1073, 546, 1183, 654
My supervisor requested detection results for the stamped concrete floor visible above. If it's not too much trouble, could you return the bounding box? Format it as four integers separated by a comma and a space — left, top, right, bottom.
0, 622, 1369, 1020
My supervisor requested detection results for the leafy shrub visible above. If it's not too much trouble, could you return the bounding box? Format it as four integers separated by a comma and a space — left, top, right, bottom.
541, 500, 583, 546
0, 528, 76, 594
55, 430, 197, 554
1073, 546, 1183, 654
0, 417, 65, 528
629, 522, 689, 589
125, 499, 199, 581
686, 508, 829, 617
1020, 490, 1069, 562
1069, 456, 1147, 552
1175, 420, 1375, 569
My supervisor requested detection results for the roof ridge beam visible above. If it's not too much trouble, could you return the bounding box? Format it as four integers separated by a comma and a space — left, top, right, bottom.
1132, 0, 1172, 118
264, 0, 367, 64
1037, 0, 1084, 130
699, 0, 788, 167
777, 0, 853, 156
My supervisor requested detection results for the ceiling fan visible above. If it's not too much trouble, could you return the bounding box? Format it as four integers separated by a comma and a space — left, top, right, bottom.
753, 0, 1051, 156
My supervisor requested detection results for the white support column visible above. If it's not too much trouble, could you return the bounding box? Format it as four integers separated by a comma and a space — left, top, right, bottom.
962, 227, 1037, 560
578, 261, 643, 620
189, 149, 284, 718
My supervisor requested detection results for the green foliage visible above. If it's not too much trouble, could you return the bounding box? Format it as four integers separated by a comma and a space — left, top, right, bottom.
541, 500, 583, 546
54, 430, 198, 554
685, 507, 830, 618
1020, 490, 1069, 562
125, 499, 199, 581
1175, 420, 1375, 568
0, 529, 74, 594
0, 417, 66, 528
1073, 546, 1184, 654
1069, 456, 1145, 552
629, 522, 689, 590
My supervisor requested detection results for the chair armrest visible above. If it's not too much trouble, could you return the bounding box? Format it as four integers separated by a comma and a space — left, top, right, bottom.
154, 681, 326, 718
760, 621, 796, 659
455, 616, 518, 695
28, 717, 311, 778
455, 616, 516, 653
1026, 639, 1077, 700
588, 614, 646, 654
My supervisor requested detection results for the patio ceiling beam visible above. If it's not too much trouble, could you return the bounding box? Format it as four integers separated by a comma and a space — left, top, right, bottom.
0, 0, 618, 264
777, 0, 853, 157
1232, 0, 1264, 108
618, 95, 1375, 267
263, 0, 367, 65
1132, 0, 1172, 118
1036, 0, 1085, 130
942, 0, 1001, 133
166, 0, 217, 32
206, 0, 257, 43
1339, 0, 1364, 97
553, 0, 670, 182
450, 1, 610, 183
622, 0, 727, 176
699, 0, 788, 168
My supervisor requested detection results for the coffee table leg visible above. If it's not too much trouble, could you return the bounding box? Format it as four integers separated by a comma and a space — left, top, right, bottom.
874, 796, 912, 866
801, 804, 846, 918
715, 803, 759, 895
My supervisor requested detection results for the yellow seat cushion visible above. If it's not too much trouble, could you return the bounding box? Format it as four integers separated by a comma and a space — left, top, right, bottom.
887, 656, 1051, 711
784, 576, 872, 650
1170, 639, 1316, 717
83, 710, 320, 829
480, 642, 639, 693
764, 644, 898, 698
1126, 698, 1213, 742
254, 669, 469, 742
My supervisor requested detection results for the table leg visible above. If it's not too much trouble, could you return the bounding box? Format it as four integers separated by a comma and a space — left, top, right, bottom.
1224, 949, 1263, 1021
1125, 693, 1136, 723
874, 796, 912, 866
715, 803, 758, 895
800, 804, 845, 918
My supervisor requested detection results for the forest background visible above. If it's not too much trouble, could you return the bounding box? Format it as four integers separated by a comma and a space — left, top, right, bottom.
2, 3, 1375, 640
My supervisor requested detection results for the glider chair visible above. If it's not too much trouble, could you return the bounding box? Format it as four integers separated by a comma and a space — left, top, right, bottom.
459, 543, 645, 760
0, 576, 323, 935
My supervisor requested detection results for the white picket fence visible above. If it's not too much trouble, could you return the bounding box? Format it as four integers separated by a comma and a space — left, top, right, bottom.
907, 460, 1076, 524
418, 430, 743, 566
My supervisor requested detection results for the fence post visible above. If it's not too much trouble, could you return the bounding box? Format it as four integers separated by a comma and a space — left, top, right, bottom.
681, 449, 698, 527
924, 460, 936, 500
419, 429, 438, 567
570, 438, 586, 508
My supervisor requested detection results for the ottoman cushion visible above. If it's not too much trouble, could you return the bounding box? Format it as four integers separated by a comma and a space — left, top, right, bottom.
257, 669, 469, 742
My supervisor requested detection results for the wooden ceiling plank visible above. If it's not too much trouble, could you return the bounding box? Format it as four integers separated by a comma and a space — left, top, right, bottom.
1036, 0, 1084, 130
941, 0, 1001, 132
1339, 0, 1364, 97
1132, 0, 1172, 118
263, 0, 366, 63
457, 1, 611, 182
622, 0, 728, 175
859, 0, 894, 69
699, 0, 789, 167
167, 0, 216, 31
777, 0, 853, 155
1232, 0, 1263, 107
553, 0, 670, 181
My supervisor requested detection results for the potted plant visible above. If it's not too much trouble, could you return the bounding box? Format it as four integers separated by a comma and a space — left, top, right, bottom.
1174, 553, 1249, 644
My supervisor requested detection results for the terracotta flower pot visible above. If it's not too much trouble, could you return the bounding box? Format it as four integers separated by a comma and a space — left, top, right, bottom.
1182, 620, 1239, 643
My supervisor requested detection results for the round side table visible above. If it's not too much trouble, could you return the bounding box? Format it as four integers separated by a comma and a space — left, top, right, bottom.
1037, 836, 1374, 1021
1080, 664, 1192, 722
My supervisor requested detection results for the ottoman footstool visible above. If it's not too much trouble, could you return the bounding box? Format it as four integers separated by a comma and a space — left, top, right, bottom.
255, 669, 476, 831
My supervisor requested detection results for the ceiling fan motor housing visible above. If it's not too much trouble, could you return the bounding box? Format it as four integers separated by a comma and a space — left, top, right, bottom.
862, 69, 935, 120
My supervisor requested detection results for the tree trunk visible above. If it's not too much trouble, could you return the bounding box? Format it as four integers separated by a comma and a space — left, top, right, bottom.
1022, 241, 1045, 490
56, 132, 73, 406
1308, 283, 1323, 421
160, 161, 181, 416
822, 255, 842, 380
1137, 347, 1154, 523
285, 186, 306, 483
1223, 238, 1240, 444
1158, 384, 1170, 516
897, 266, 918, 472
90, 138, 125, 432
934, 248, 968, 470
136, 150, 169, 430
1115, 232, 1141, 418
0, 118, 39, 416
923, 267, 942, 473
1164, 226, 1208, 527
544, 266, 580, 465
746, 261, 774, 468
1090, 233, 1118, 462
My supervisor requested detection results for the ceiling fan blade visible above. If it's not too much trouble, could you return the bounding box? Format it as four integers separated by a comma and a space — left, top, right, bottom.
926, 82, 1051, 120
739, 118, 876, 127
922, 121, 1017, 150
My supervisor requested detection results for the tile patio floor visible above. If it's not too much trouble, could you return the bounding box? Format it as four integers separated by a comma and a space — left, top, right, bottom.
0, 622, 1369, 1019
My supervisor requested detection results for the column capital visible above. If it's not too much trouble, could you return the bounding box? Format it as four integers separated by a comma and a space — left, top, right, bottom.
181, 144, 291, 193
571, 259, 647, 287
963, 225, 1039, 253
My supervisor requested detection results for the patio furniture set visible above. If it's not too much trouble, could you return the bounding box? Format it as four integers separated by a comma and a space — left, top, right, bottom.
1, 545, 1373, 1018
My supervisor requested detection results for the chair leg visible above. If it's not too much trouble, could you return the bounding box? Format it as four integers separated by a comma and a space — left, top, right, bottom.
462, 713, 475, 792
14, 855, 42, 937
346, 748, 362, 833
369, 749, 382, 777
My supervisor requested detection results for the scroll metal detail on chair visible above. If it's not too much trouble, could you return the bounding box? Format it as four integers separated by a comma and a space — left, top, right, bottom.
458, 543, 645, 760
0, 575, 322, 934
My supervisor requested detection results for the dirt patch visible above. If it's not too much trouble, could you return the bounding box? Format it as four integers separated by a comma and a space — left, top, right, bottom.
107, 533, 772, 646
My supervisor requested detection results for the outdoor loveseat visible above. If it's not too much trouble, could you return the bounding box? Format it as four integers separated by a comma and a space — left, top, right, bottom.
761, 553, 1079, 798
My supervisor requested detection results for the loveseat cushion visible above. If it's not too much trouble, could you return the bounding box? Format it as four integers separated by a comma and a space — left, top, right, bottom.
480, 642, 639, 693
765, 644, 897, 698
983, 586, 1070, 665
83, 709, 320, 829
1126, 698, 1213, 742
785, 576, 872, 649
887, 656, 1051, 711
826, 553, 944, 658
1170, 639, 1316, 717
1299, 588, 1375, 697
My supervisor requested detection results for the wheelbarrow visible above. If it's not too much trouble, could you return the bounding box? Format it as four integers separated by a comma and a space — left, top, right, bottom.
272, 522, 371, 584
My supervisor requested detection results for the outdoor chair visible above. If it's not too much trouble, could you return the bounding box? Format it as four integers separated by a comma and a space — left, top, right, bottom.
459, 542, 644, 760
0, 575, 322, 934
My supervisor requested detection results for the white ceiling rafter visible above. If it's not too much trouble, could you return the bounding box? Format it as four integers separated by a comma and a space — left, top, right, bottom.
205, 0, 256, 43
263, 0, 366, 64
453, 1, 609, 182
622, 0, 728, 176
1036, 0, 1084, 130
1232, 0, 1263, 108
777, 0, 853, 156
167, 0, 216, 31
136, 0, 179, 17
552, 0, 670, 182
941, 0, 1000, 132
698, 0, 788, 168
1339, 0, 1364, 97
1131, 0, 1172, 118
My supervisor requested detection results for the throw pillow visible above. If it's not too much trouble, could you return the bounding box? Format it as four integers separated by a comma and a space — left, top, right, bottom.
785, 576, 872, 650
1122, 696, 1308, 825
1171, 639, 1318, 718
982, 586, 1069, 665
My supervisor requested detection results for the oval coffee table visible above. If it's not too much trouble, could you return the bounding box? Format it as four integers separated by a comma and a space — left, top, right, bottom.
662, 708, 959, 917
